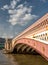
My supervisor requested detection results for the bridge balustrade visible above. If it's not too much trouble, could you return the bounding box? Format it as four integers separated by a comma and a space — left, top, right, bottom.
33, 31, 48, 42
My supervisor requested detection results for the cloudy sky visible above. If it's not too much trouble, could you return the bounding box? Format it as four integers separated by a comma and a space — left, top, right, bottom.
0, 0, 48, 38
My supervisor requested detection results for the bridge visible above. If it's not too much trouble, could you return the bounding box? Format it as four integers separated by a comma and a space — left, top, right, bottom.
5, 13, 48, 61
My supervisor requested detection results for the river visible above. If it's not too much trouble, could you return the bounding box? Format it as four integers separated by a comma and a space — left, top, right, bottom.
0, 50, 48, 65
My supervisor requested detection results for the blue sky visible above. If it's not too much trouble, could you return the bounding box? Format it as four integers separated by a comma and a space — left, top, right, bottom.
0, 0, 48, 38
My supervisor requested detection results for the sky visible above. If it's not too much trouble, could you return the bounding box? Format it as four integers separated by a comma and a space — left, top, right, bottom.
0, 0, 48, 38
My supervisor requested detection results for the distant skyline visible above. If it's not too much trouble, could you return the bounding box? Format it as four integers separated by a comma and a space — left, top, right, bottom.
0, 0, 48, 38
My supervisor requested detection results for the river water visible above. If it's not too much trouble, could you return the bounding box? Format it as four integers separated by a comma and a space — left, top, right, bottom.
0, 50, 48, 65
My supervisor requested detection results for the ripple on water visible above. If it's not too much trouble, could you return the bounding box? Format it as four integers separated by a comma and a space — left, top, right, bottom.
4, 53, 48, 65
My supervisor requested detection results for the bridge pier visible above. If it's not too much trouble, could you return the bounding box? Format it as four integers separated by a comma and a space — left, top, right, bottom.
5, 39, 12, 53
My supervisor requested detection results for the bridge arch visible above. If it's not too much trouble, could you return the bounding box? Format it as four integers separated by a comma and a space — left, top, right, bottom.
12, 38, 39, 54
13, 43, 36, 54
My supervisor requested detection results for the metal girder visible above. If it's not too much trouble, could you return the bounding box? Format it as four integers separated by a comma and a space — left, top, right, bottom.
22, 45, 28, 52
17, 44, 24, 52
26, 47, 32, 52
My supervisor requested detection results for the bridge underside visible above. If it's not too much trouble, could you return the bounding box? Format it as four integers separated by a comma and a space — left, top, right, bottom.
12, 38, 48, 61
13, 43, 38, 54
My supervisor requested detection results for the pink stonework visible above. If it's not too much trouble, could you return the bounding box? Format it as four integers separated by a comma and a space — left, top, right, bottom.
15, 38, 48, 61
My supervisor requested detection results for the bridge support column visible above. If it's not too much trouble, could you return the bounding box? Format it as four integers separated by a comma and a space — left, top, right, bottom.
5, 39, 12, 53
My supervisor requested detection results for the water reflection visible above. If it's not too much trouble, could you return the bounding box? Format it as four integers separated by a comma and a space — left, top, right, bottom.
5, 53, 48, 65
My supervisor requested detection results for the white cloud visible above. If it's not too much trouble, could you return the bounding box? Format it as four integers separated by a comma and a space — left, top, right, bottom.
8, 5, 37, 26
23, 14, 33, 20
1, 0, 38, 26
10, 0, 17, 9
1, 0, 20, 10
0, 0, 39, 38
8, 9, 17, 14
1, 5, 9, 10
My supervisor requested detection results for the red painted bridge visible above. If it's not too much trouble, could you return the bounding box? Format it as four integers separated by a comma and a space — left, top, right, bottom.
5, 13, 48, 61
